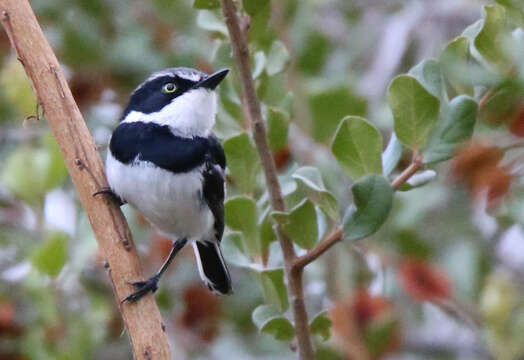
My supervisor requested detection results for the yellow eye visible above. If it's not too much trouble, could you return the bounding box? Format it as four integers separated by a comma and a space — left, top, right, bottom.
162, 83, 176, 93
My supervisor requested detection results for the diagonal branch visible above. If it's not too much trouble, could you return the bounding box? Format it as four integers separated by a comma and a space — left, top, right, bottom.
293, 81, 501, 276
293, 154, 424, 272
0, 1, 172, 358
220, 1, 315, 359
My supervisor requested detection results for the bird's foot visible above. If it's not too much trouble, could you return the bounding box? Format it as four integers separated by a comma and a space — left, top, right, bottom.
93, 187, 125, 206
121, 275, 160, 303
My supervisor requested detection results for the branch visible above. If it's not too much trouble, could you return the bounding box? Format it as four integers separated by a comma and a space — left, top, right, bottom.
0, 1, 172, 358
293, 154, 424, 271
391, 152, 423, 189
219, 1, 314, 359
293, 79, 501, 272
293, 228, 343, 270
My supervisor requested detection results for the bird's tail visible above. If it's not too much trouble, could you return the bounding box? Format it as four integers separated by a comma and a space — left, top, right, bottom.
192, 240, 232, 295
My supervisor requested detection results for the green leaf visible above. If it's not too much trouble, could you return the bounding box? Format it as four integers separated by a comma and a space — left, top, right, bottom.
292, 167, 339, 221
387, 75, 440, 149
309, 85, 367, 142
332, 116, 383, 180
424, 95, 478, 164
382, 133, 402, 176
496, 0, 524, 27
479, 81, 523, 124
344, 175, 393, 241
408, 59, 446, 101
364, 318, 399, 359
297, 32, 330, 75
260, 268, 289, 312
42, 134, 68, 190
1, 134, 67, 204
257, 73, 289, 106
221, 232, 252, 268
2, 147, 43, 203
193, 0, 220, 9
223, 133, 260, 193
32, 231, 68, 277
273, 199, 318, 249
218, 83, 244, 129
474, 5, 508, 70
0, 56, 37, 117
246, 0, 270, 42
392, 230, 434, 259
225, 196, 259, 255
252, 305, 295, 342
196, 10, 228, 36
440, 36, 473, 95
62, 19, 103, 67
266, 41, 290, 76
267, 107, 289, 152
259, 208, 277, 253
310, 311, 332, 341
315, 347, 344, 360
243, 0, 268, 16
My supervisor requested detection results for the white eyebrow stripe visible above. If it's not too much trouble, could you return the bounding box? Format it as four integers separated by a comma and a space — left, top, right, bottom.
131, 68, 204, 94
132, 71, 174, 94
177, 72, 202, 81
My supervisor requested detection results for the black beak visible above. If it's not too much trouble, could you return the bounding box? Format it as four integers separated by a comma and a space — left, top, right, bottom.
196, 68, 229, 90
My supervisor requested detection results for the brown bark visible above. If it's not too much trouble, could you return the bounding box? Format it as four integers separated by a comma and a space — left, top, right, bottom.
219, 1, 315, 359
0, 1, 172, 358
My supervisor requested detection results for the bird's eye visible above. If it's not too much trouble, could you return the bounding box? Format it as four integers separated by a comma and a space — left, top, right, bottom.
162, 83, 177, 93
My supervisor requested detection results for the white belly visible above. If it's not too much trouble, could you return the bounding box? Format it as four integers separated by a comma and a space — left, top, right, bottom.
106, 152, 213, 240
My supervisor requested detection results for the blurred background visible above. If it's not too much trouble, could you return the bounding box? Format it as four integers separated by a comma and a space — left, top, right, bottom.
2, 0, 524, 359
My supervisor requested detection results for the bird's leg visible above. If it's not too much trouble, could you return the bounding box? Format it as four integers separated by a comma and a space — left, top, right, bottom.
122, 238, 188, 303
92, 187, 125, 206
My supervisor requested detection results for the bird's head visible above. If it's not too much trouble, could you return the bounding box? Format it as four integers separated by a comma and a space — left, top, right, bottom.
121, 67, 229, 137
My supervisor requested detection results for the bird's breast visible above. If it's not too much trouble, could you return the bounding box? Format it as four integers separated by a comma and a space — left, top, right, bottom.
106, 152, 213, 239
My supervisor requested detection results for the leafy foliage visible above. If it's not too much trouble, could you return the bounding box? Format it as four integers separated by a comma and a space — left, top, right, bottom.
32, 231, 68, 277
309, 85, 367, 142
343, 175, 393, 241
388, 75, 440, 149
332, 116, 383, 180
292, 167, 338, 221
424, 95, 478, 164
273, 199, 318, 249
309, 311, 332, 341
1, 1, 524, 359
223, 133, 260, 193
267, 107, 289, 152
252, 304, 295, 341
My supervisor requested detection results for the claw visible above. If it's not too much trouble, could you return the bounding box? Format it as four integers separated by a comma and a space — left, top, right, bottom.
121, 276, 159, 303
93, 187, 125, 206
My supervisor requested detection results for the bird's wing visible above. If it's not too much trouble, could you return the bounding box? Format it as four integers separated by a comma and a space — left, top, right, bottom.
202, 134, 226, 241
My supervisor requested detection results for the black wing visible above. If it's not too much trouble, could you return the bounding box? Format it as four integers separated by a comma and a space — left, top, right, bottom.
202, 134, 226, 241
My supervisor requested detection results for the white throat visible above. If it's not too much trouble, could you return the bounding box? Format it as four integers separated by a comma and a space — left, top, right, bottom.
122, 88, 217, 138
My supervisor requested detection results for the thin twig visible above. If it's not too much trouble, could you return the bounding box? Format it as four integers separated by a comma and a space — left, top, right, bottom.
219, 1, 315, 359
293, 228, 343, 271
293, 154, 424, 272
391, 152, 423, 189
478, 87, 495, 110
0, 1, 172, 358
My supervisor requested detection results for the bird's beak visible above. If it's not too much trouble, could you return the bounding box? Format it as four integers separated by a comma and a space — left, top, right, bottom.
196, 68, 229, 90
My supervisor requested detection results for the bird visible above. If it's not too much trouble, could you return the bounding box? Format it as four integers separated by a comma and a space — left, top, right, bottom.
100, 67, 232, 302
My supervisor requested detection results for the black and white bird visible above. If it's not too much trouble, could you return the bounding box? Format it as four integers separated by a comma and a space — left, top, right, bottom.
103, 67, 232, 302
